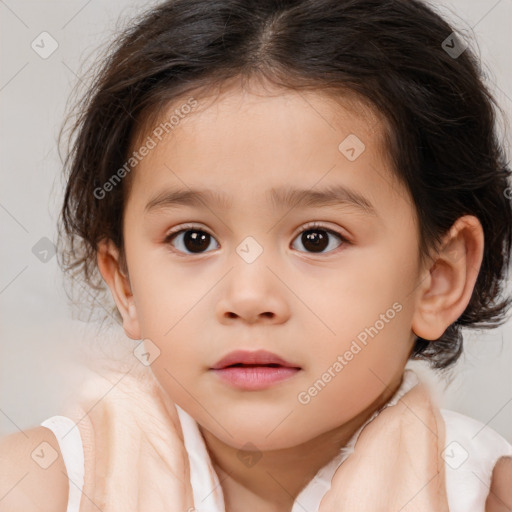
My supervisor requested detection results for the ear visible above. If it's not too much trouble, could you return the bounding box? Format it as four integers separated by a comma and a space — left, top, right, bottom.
97, 238, 141, 340
412, 215, 484, 340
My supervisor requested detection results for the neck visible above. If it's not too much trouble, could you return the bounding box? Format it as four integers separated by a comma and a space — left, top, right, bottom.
199, 373, 403, 511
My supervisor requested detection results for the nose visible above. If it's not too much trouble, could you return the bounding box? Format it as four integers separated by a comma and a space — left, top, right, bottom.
216, 258, 290, 325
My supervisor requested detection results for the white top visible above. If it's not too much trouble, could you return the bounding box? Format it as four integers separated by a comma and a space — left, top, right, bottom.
41, 371, 512, 512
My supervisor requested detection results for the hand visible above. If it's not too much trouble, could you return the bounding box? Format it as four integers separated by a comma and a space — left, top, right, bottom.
486, 456, 512, 512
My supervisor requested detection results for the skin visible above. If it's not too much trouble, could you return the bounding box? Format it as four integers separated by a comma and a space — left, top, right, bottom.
96, 77, 509, 511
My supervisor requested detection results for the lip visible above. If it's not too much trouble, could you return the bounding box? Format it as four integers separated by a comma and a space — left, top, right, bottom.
209, 349, 301, 391
210, 349, 300, 370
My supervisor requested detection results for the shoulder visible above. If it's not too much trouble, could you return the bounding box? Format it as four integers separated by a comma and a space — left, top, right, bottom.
0, 426, 68, 512
441, 408, 512, 463
440, 408, 512, 512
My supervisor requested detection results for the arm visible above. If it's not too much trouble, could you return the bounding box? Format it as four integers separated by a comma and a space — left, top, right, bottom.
0, 427, 68, 512
486, 456, 512, 512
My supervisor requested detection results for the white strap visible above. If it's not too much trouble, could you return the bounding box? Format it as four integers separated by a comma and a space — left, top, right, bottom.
175, 404, 226, 511
40, 415, 84, 512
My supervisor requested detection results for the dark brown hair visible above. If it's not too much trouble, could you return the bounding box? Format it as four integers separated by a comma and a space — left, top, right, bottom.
57, 0, 512, 369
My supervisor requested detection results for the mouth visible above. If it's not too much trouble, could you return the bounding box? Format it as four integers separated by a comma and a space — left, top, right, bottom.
209, 350, 301, 390
223, 363, 285, 367
210, 349, 301, 370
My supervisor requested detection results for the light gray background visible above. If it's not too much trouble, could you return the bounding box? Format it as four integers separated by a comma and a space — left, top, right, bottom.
1, 0, 511, 441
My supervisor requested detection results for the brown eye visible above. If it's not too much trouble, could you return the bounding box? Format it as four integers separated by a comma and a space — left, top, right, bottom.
291, 225, 346, 254
166, 228, 219, 254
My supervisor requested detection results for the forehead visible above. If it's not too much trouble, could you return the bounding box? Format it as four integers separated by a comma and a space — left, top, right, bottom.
125, 78, 403, 213
131, 76, 384, 143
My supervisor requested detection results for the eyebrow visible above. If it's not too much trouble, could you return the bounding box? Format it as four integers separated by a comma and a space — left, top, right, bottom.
144, 184, 376, 216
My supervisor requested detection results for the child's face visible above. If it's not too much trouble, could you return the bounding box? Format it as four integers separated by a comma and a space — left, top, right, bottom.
105, 81, 429, 450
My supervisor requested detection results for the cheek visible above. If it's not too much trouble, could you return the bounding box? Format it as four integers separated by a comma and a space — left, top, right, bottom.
129, 255, 210, 336
315, 248, 415, 335
294, 313, 413, 437
303, 249, 417, 396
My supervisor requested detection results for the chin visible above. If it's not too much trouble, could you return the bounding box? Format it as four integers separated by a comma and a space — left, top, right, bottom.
201, 417, 319, 452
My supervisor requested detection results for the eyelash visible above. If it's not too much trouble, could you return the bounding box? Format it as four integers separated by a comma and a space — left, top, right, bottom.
163, 222, 349, 257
